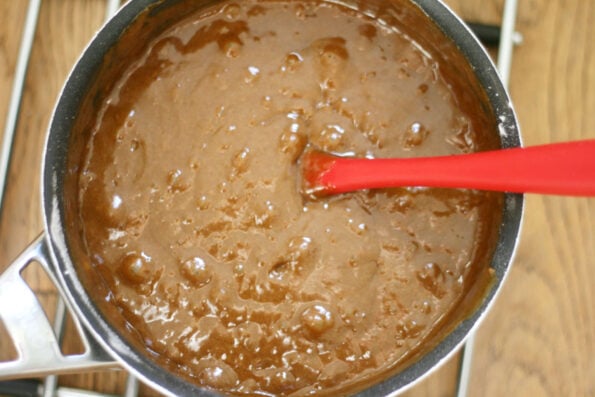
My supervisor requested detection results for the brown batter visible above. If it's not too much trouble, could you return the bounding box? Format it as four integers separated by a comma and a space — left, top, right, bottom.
73, 1, 502, 395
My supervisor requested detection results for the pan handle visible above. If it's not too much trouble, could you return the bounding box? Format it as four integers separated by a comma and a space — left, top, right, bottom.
0, 233, 118, 379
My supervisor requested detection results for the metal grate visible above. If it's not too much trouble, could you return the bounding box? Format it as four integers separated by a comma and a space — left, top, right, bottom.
0, 0, 521, 395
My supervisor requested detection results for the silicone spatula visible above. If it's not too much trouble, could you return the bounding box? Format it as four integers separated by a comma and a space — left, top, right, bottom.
300, 140, 595, 197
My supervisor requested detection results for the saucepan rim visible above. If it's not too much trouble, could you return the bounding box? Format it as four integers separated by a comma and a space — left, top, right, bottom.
40, 0, 523, 395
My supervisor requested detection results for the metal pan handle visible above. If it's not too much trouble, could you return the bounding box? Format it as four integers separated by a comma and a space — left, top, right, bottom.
0, 233, 118, 379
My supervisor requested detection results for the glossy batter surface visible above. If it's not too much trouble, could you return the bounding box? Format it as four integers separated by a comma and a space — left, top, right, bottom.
76, 1, 500, 395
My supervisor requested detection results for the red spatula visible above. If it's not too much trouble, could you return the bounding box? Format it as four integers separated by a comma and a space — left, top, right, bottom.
301, 140, 595, 197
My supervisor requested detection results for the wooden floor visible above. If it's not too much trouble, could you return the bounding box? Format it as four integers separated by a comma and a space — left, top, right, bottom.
0, 0, 593, 396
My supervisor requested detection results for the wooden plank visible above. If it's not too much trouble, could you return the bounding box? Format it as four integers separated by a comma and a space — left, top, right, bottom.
468, 0, 595, 395
0, 0, 593, 396
0, 1, 27, 142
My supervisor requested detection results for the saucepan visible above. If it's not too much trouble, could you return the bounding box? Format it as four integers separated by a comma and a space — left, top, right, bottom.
0, 0, 522, 395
